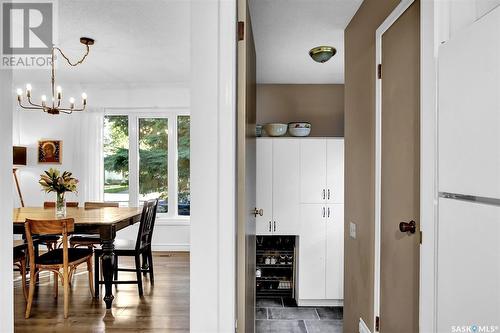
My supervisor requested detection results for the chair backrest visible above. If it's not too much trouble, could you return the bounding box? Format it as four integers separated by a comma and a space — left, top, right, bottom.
84, 202, 119, 209
44, 201, 79, 208
24, 218, 74, 268
135, 199, 159, 251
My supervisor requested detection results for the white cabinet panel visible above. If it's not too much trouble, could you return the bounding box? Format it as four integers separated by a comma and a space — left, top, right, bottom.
256, 139, 273, 235
273, 139, 300, 234
300, 139, 327, 203
326, 204, 344, 300
327, 139, 344, 204
438, 6, 500, 198
437, 198, 500, 332
298, 204, 326, 300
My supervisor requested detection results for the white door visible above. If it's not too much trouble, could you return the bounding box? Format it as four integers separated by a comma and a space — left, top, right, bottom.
256, 139, 273, 235
273, 139, 300, 235
300, 139, 327, 203
326, 204, 344, 300
298, 204, 326, 299
326, 139, 344, 204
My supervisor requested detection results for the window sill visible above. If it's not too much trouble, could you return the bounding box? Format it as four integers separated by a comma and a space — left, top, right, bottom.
155, 217, 191, 226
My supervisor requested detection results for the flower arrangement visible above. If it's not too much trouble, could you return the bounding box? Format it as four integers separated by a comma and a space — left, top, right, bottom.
39, 168, 78, 217
39, 168, 79, 194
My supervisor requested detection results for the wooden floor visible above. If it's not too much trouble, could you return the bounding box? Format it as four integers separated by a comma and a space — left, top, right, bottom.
14, 252, 190, 333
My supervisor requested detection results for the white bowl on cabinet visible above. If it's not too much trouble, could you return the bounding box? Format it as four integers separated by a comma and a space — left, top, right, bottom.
263, 123, 287, 137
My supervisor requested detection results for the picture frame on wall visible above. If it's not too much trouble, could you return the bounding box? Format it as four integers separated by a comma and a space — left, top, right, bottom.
38, 140, 62, 164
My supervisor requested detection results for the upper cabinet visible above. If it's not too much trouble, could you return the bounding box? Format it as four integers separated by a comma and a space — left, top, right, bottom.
300, 138, 344, 204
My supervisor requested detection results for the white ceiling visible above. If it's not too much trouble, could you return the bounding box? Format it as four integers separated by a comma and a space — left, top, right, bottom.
13, 0, 190, 88
248, 0, 362, 84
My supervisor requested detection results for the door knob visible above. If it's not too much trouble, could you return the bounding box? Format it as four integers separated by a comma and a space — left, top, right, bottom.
253, 208, 263, 217
399, 220, 416, 234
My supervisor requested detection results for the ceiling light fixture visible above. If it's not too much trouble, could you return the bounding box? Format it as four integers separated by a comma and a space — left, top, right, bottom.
309, 46, 336, 63
16, 37, 95, 115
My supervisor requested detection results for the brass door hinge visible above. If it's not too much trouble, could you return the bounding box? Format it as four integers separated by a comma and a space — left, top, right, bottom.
377, 64, 382, 79
238, 21, 244, 41
376, 316, 380, 331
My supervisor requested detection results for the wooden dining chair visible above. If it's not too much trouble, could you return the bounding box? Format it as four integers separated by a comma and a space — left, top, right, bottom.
13, 240, 28, 301
94, 199, 158, 297
39, 201, 80, 251
69, 202, 119, 249
24, 218, 94, 319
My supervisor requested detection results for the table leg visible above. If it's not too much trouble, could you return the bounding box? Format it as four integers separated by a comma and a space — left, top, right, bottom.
100, 227, 116, 309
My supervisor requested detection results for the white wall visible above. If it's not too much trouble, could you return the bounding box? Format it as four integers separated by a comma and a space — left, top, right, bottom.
13, 84, 191, 251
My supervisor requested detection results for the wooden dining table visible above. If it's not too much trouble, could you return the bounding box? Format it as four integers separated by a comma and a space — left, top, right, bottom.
13, 206, 143, 309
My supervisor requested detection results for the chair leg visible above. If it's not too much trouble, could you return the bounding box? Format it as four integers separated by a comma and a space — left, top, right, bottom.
94, 254, 100, 298
25, 269, 36, 319
134, 255, 143, 296
141, 251, 148, 276
147, 249, 154, 286
63, 267, 69, 319
53, 272, 58, 298
20, 258, 27, 301
87, 258, 94, 297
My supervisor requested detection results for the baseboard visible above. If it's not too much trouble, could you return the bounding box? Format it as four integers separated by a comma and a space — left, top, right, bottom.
359, 318, 372, 333
151, 243, 190, 252
296, 299, 343, 307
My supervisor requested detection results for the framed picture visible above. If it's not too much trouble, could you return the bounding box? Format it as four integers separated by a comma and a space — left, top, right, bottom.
38, 140, 62, 164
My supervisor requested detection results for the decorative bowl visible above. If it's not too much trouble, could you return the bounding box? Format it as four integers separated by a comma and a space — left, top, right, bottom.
263, 123, 287, 137
288, 122, 311, 137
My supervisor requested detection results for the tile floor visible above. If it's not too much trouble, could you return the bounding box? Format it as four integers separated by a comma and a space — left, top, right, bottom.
256, 297, 343, 333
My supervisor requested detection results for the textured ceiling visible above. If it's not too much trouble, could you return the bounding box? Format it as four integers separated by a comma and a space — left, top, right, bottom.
248, 0, 363, 84
13, 0, 190, 88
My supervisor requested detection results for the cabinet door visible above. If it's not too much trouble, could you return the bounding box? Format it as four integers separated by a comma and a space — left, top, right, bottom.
256, 139, 273, 235
273, 139, 300, 235
298, 204, 326, 299
300, 139, 327, 203
326, 139, 344, 204
326, 204, 344, 300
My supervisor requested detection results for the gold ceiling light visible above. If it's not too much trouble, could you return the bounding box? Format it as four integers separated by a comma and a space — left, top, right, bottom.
309, 46, 336, 63
16, 37, 95, 115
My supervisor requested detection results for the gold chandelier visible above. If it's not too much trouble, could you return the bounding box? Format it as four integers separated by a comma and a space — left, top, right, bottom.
16, 37, 95, 115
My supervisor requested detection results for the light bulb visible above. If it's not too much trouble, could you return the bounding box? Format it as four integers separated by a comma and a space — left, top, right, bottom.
41, 95, 47, 102
16, 88, 23, 96
81, 92, 87, 100
56, 86, 62, 93
69, 97, 75, 104
26, 84, 32, 91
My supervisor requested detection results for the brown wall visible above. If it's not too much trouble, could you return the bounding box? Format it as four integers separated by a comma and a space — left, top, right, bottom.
344, 0, 399, 332
256, 84, 344, 137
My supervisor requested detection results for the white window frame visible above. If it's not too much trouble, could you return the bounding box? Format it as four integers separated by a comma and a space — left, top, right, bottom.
104, 107, 190, 223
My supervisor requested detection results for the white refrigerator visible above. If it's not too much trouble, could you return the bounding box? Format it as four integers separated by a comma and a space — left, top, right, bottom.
438, 5, 500, 332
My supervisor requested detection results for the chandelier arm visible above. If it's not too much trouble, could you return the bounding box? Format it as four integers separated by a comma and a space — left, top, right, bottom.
18, 101, 44, 110
53, 44, 90, 67
27, 96, 43, 108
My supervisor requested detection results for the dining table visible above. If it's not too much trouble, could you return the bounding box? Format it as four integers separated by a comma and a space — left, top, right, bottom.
13, 206, 143, 309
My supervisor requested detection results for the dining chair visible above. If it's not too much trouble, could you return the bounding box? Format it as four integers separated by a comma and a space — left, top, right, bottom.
24, 218, 94, 319
13, 240, 28, 301
94, 199, 158, 297
69, 202, 119, 249
39, 201, 80, 251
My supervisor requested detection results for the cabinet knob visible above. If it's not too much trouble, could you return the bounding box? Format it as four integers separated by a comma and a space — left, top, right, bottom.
253, 208, 264, 217
399, 220, 416, 234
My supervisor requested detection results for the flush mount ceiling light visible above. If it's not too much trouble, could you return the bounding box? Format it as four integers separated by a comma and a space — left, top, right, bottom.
309, 46, 336, 63
16, 37, 95, 115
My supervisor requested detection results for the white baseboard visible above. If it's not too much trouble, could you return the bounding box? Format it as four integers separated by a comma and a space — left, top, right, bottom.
151, 243, 190, 252
359, 318, 372, 333
297, 299, 343, 307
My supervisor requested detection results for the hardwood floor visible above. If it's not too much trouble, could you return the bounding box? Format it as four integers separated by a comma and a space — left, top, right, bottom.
14, 252, 190, 332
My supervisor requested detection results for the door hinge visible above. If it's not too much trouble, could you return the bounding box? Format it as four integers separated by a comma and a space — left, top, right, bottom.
377, 64, 382, 79
375, 316, 380, 331
420, 230, 423, 244
238, 21, 245, 41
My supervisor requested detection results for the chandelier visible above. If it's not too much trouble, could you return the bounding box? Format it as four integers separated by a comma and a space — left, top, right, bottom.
16, 37, 95, 115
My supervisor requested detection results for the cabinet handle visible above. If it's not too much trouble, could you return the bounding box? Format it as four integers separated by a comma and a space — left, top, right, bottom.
328, 189, 331, 200
269, 221, 272, 232
273, 221, 276, 232
323, 189, 326, 200
323, 207, 326, 218
328, 207, 331, 218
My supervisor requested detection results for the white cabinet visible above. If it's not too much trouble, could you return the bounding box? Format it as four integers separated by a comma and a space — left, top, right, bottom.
256, 139, 299, 235
298, 204, 344, 303
300, 138, 344, 204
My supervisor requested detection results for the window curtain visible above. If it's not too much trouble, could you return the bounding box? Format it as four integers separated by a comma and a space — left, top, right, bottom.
77, 108, 104, 203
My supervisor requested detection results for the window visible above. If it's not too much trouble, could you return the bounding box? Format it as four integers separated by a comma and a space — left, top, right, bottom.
103, 111, 190, 218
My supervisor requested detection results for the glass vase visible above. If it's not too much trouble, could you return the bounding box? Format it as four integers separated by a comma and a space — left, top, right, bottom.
56, 192, 66, 218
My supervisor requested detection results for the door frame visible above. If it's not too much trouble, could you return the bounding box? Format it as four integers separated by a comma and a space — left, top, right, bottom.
374, 1, 438, 332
